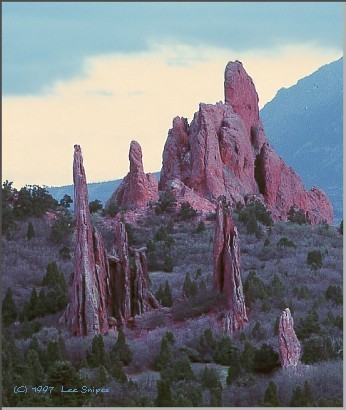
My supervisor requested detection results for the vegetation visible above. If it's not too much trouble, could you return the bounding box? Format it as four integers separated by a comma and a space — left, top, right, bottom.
1, 193, 342, 406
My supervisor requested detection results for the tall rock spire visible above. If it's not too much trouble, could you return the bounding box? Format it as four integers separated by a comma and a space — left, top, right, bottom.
278, 308, 301, 367
60, 145, 110, 336
213, 201, 248, 334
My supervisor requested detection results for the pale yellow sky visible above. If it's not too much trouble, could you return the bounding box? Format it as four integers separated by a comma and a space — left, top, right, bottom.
3, 43, 342, 188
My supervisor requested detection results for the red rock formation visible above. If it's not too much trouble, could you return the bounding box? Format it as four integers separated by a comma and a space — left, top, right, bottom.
108, 140, 159, 208
278, 308, 301, 367
109, 218, 161, 324
213, 201, 248, 334
130, 247, 161, 316
160, 61, 333, 224
60, 145, 110, 336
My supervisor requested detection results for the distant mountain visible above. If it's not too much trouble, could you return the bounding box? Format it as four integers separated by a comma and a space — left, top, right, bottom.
260, 57, 343, 224
47, 172, 161, 208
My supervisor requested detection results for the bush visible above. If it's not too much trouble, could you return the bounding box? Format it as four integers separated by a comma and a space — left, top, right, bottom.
237, 199, 273, 227
276, 236, 296, 248
201, 367, 222, 390
252, 343, 279, 373
111, 327, 132, 366
155, 191, 177, 214
306, 250, 323, 270
338, 219, 343, 234
89, 199, 103, 214
50, 211, 73, 245
325, 285, 342, 305
287, 206, 311, 224
163, 256, 174, 273
296, 308, 322, 340
301, 336, 336, 364
243, 270, 268, 305
262, 381, 280, 406
196, 220, 205, 233
26, 222, 35, 240
59, 246, 71, 260
178, 202, 197, 220
2, 288, 17, 326
104, 201, 119, 217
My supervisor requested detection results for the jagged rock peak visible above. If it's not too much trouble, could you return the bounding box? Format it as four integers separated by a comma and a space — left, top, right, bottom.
107, 140, 159, 208
213, 201, 248, 334
278, 308, 301, 367
159, 61, 333, 224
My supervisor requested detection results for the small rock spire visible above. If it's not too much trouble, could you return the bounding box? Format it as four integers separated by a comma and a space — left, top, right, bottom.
278, 308, 301, 367
213, 201, 248, 334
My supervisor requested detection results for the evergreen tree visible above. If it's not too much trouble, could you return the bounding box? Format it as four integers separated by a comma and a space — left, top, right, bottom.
96, 365, 108, 386
28, 287, 39, 320
59, 194, 73, 208
26, 349, 45, 385
201, 367, 222, 390
196, 220, 206, 233
155, 284, 164, 305
161, 281, 173, 307
26, 221, 35, 240
111, 327, 132, 365
86, 334, 107, 368
154, 335, 173, 371
108, 355, 127, 383
253, 343, 279, 373
227, 350, 241, 384
2, 288, 17, 326
209, 387, 222, 407
156, 378, 173, 406
262, 381, 280, 406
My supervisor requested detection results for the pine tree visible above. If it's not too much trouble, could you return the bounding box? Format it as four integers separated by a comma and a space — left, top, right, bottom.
108, 356, 127, 383
2, 288, 17, 326
227, 350, 241, 384
111, 327, 132, 365
262, 381, 280, 406
183, 272, 192, 297
96, 365, 108, 386
26, 221, 35, 240
26, 349, 45, 385
28, 287, 39, 320
155, 284, 164, 304
156, 378, 173, 406
86, 334, 107, 368
161, 281, 173, 307
154, 336, 173, 371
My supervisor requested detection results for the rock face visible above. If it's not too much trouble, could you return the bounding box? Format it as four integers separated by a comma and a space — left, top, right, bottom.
160, 61, 333, 224
108, 140, 159, 208
278, 308, 301, 367
60, 145, 110, 336
213, 201, 248, 334
61, 145, 159, 336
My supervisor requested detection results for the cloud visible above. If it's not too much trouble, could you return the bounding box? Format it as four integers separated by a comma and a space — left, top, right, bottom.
3, 42, 342, 189
3, 2, 343, 95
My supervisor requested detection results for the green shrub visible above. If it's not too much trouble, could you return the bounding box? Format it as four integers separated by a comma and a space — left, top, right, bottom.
243, 270, 268, 305
2, 288, 17, 326
163, 256, 174, 272
306, 250, 323, 270
104, 201, 119, 217
155, 191, 177, 214
89, 199, 103, 213
262, 381, 280, 406
287, 206, 311, 225
178, 202, 197, 220
196, 220, 206, 233
325, 285, 343, 305
252, 343, 279, 373
276, 236, 296, 248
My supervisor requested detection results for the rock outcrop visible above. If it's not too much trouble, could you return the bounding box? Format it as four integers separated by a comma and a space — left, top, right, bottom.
108, 140, 159, 209
160, 61, 333, 224
213, 201, 248, 334
60, 145, 111, 336
130, 247, 161, 316
61, 145, 159, 336
278, 308, 301, 367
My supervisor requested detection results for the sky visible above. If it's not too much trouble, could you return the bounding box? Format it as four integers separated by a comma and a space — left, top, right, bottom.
2, 2, 343, 189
